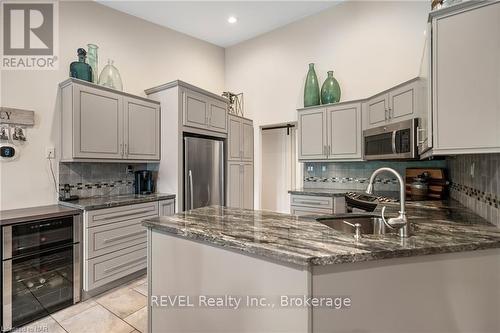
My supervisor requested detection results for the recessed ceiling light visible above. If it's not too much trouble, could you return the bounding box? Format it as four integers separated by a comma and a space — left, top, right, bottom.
227, 16, 237, 24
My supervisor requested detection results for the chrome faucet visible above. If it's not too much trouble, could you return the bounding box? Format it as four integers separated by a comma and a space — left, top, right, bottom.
366, 167, 410, 238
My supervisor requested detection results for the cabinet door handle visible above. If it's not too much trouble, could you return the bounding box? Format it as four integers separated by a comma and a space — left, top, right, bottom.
417, 127, 426, 145
120, 144, 124, 157
295, 200, 323, 206
388, 107, 392, 119
328, 145, 332, 155
384, 109, 388, 120
125, 143, 128, 156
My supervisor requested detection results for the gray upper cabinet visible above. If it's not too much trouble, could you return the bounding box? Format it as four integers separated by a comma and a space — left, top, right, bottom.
227, 115, 253, 161
228, 116, 242, 160
366, 94, 388, 127
298, 103, 362, 161
183, 89, 209, 128
365, 80, 417, 129
72, 83, 124, 159
208, 99, 228, 133
389, 83, 416, 120
60, 78, 161, 162
181, 88, 228, 134
298, 108, 327, 160
124, 97, 160, 160
431, 1, 500, 154
326, 103, 362, 159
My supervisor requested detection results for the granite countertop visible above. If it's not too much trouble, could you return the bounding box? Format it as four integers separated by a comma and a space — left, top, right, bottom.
143, 200, 500, 267
59, 193, 176, 210
0, 205, 81, 226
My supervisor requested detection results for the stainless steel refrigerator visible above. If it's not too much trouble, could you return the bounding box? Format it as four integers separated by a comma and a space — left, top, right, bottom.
184, 136, 225, 210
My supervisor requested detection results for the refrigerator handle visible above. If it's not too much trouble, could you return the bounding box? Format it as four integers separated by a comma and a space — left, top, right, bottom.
188, 170, 194, 210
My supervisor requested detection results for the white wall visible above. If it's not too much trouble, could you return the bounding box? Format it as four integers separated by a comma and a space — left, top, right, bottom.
0, 1, 225, 210
225, 0, 429, 208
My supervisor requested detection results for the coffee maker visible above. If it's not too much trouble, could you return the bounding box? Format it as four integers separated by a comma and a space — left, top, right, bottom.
134, 170, 155, 195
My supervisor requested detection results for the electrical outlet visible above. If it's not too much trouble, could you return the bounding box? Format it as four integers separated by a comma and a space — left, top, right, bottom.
46, 147, 55, 159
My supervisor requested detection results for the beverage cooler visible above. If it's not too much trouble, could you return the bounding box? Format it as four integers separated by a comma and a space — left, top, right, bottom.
1, 215, 81, 331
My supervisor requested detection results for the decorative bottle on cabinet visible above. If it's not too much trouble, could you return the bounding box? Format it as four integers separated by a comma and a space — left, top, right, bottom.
303, 63, 320, 107
69, 48, 93, 82
321, 71, 341, 104
98, 59, 123, 91
87, 44, 99, 83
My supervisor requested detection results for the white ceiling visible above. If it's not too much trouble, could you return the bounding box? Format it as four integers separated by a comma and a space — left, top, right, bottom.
97, 1, 340, 47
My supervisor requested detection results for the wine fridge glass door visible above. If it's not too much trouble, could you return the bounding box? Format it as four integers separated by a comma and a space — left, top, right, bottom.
3, 245, 75, 331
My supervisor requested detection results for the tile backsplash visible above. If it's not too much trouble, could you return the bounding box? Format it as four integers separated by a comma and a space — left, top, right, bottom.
59, 162, 157, 198
303, 160, 447, 191
448, 154, 500, 227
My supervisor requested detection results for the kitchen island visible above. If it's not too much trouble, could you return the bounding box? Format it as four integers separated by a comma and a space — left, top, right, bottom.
143, 202, 500, 333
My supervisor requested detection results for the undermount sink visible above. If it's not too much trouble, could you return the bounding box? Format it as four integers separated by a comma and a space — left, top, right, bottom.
316, 215, 396, 236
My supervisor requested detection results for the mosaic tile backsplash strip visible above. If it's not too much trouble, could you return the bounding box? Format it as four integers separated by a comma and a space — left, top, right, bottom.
58, 162, 157, 198
303, 160, 447, 191
448, 154, 500, 227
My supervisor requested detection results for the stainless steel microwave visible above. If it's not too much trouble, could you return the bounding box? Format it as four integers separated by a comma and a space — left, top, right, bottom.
363, 118, 419, 160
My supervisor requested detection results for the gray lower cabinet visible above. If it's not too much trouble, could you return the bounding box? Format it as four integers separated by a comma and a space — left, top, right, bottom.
182, 87, 228, 134
298, 102, 362, 161
82, 200, 174, 294
60, 78, 160, 162
290, 194, 345, 216
159, 199, 175, 216
227, 162, 254, 209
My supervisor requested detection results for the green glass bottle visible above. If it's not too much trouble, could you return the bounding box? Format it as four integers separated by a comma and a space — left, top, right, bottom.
303, 63, 320, 107
321, 71, 341, 104
69, 48, 93, 82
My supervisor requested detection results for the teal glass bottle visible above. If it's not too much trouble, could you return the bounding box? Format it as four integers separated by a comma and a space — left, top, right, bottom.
303, 63, 320, 107
321, 71, 341, 104
69, 48, 93, 82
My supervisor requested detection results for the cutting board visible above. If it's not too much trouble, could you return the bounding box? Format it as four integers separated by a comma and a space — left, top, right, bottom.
405, 168, 448, 200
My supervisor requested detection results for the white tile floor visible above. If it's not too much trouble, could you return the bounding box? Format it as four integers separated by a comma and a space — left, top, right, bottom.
13, 275, 147, 333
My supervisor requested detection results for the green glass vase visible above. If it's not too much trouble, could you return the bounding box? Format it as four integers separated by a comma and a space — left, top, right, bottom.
69, 48, 93, 82
303, 63, 320, 107
321, 71, 341, 104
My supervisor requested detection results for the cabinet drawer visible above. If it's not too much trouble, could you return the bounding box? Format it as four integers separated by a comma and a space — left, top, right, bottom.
290, 206, 332, 217
85, 244, 146, 291
86, 202, 159, 228
290, 195, 333, 209
87, 218, 148, 259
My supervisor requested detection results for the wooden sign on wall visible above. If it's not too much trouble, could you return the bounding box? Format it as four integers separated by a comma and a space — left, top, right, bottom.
0, 107, 35, 126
